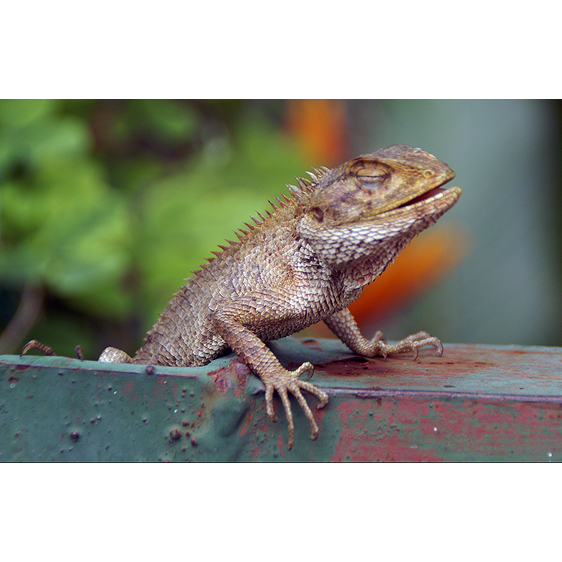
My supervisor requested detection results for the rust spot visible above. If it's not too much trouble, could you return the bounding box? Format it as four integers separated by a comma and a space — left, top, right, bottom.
8, 376, 19, 383
15, 364, 29, 371
208, 359, 251, 395
145, 365, 155, 375
207, 365, 232, 394
70, 431, 80, 441
124, 381, 135, 398
182, 420, 190, 426
170, 429, 181, 440
301, 338, 323, 351
190, 437, 197, 446
233, 361, 250, 393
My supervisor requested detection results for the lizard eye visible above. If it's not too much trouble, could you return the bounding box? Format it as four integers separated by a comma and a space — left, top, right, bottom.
356, 169, 389, 192
310, 207, 324, 222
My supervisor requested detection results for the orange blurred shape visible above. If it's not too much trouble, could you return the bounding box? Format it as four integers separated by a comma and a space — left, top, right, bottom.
307, 225, 469, 338
285, 99, 349, 167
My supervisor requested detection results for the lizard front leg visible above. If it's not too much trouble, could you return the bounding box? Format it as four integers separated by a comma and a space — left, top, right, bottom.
212, 292, 328, 449
324, 307, 443, 360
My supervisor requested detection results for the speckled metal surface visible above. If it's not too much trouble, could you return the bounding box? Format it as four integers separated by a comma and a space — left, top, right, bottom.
2, 337, 561, 461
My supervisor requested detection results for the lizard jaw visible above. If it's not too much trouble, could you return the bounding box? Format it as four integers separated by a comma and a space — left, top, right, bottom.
382, 184, 462, 219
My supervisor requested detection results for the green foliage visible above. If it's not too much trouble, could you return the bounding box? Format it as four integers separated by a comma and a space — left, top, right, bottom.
0, 100, 306, 355
0, 101, 132, 318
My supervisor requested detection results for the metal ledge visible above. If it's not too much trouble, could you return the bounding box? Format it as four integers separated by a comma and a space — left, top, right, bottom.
2, 337, 561, 461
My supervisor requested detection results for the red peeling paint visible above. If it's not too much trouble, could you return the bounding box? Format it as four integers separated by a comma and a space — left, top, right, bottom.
277, 435, 287, 457
330, 395, 562, 461
239, 411, 253, 438
123, 381, 135, 398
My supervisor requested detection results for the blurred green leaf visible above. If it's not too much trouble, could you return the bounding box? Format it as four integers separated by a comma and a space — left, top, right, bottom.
0, 99, 59, 127
134, 99, 201, 143
0, 116, 91, 176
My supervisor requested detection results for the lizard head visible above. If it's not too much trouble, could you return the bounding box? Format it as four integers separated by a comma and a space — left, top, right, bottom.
304, 144, 459, 225
297, 144, 462, 268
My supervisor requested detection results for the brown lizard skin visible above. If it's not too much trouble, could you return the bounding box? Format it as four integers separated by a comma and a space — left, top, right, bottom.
87, 144, 462, 448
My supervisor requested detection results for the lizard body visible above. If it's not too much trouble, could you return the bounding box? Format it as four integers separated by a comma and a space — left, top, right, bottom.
30, 144, 462, 449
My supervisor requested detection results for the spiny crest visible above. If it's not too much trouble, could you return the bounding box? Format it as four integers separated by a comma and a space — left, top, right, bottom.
195, 162, 331, 269
288, 163, 331, 198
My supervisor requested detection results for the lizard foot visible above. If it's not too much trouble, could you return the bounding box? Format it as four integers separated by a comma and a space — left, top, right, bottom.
20, 339, 56, 357
262, 362, 329, 450
376, 331, 443, 360
21, 340, 85, 360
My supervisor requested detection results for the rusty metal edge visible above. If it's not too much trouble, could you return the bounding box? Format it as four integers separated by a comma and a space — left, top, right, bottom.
0, 356, 201, 378
333, 387, 562, 404
5, 355, 562, 405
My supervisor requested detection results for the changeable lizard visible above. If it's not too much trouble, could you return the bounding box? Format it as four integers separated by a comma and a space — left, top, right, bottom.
23, 144, 462, 449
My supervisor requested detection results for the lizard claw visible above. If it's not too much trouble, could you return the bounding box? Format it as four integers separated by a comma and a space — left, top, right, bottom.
265, 384, 277, 422
387, 331, 443, 359
262, 362, 328, 450
296, 361, 315, 381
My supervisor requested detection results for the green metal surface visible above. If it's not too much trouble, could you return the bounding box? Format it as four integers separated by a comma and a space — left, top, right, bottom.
2, 337, 562, 461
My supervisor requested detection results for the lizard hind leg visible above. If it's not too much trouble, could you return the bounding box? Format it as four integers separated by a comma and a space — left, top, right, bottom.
98, 347, 134, 364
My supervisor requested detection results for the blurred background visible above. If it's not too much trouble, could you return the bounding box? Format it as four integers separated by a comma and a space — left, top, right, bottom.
0, 99, 560, 359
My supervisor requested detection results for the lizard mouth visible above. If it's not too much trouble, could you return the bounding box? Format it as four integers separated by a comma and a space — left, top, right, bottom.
370, 182, 461, 222
394, 163, 461, 212
399, 186, 447, 208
